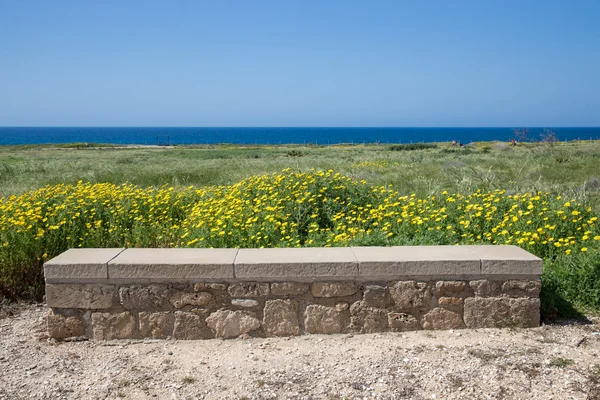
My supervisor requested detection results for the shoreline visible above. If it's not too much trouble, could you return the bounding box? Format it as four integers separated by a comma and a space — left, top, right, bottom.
1, 138, 599, 151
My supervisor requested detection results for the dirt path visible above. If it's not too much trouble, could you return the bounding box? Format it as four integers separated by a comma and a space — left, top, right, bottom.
1, 305, 599, 400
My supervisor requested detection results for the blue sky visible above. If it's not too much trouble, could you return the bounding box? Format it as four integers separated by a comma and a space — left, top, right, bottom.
1, 1, 599, 127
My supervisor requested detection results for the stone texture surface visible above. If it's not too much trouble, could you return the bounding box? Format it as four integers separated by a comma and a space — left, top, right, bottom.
438, 297, 464, 306
304, 305, 346, 334
227, 283, 269, 298
194, 283, 227, 291
311, 282, 357, 298
119, 285, 171, 309
421, 308, 465, 330
469, 280, 502, 297
353, 246, 481, 278
46, 284, 115, 309
350, 302, 388, 333
388, 312, 421, 332
169, 291, 214, 308
44, 248, 124, 283
389, 281, 432, 311
263, 300, 300, 337
173, 311, 212, 340
139, 312, 174, 339
47, 309, 86, 339
231, 299, 260, 308
464, 297, 541, 328
463, 245, 542, 275
434, 281, 469, 297
235, 247, 358, 280
205, 310, 261, 338
92, 312, 136, 340
270, 282, 309, 296
501, 280, 541, 298
362, 285, 388, 308
108, 248, 236, 281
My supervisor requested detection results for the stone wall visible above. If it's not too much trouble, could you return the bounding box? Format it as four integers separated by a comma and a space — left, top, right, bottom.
44, 246, 542, 340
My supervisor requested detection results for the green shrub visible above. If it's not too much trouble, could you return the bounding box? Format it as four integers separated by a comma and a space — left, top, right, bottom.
388, 143, 437, 151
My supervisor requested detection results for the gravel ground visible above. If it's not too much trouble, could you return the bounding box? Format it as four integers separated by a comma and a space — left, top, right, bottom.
1, 304, 599, 400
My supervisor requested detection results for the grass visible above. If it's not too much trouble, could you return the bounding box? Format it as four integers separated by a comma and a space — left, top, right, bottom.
548, 356, 574, 368
1, 140, 600, 208
0, 140, 599, 318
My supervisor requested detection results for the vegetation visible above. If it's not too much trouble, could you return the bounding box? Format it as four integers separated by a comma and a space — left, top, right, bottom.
0, 141, 599, 318
388, 143, 437, 151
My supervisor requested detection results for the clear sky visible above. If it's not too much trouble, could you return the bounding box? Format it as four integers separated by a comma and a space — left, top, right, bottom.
1, 1, 599, 127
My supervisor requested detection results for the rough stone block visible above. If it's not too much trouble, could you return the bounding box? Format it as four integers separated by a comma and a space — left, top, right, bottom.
311, 282, 357, 298
231, 299, 260, 308
464, 297, 540, 328
421, 308, 465, 330
108, 248, 236, 282
46, 284, 115, 309
169, 291, 214, 308
469, 280, 502, 297
173, 311, 212, 340
44, 248, 124, 283
501, 280, 541, 298
194, 283, 228, 291
362, 285, 388, 308
389, 281, 432, 311
205, 310, 261, 338
304, 305, 346, 334
119, 285, 171, 310
235, 247, 358, 280
388, 312, 420, 332
438, 297, 464, 306
263, 299, 300, 336
353, 246, 480, 278
270, 282, 309, 296
139, 312, 174, 339
47, 309, 87, 339
350, 301, 388, 333
228, 282, 269, 298
92, 312, 136, 340
434, 281, 469, 297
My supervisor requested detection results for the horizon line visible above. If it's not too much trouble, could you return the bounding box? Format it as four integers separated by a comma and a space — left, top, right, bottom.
2, 126, 600, 129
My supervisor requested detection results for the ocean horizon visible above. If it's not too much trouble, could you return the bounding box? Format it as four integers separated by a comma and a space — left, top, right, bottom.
1, 127, 599, 146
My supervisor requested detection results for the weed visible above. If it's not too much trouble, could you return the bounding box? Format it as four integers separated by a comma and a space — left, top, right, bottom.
445, 373, 464, 389
467, 348, 500, 362
117, 379, 131, 388
548, 356, 573, 368
388, 143, 436, 151
286, 149, 304, 157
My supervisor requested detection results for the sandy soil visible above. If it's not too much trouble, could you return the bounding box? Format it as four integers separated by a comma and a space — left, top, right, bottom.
1, 304, 599, 400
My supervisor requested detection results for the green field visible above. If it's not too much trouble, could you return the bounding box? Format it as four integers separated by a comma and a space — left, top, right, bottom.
1, 140, 600, 204
1, 140, 599, 318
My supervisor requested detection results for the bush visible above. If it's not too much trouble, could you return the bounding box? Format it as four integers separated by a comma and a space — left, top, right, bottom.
541, 252, 600, 318
439, 148, 474, 155
285, 149, 305, 157
388, 143, 437, 151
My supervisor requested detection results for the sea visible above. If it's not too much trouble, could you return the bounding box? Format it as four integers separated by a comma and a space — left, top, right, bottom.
0, 127, 599, 146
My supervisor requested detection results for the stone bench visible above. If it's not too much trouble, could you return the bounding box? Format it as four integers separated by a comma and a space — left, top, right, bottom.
44, 245, 542, 340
